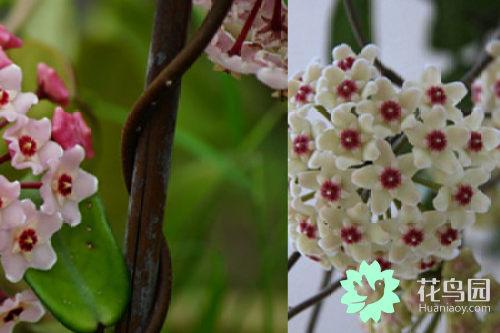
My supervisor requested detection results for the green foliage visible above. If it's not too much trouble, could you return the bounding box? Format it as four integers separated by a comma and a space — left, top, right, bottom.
25, 196, 130, 333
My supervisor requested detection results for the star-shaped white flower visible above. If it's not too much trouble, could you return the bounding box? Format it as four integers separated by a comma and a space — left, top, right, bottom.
351, 140, 420, 215
332, 43, 378, 72
404, 106, 468, 174
0, 65, 38, 123
0, 290, 45, 333
288, 60, 323, 113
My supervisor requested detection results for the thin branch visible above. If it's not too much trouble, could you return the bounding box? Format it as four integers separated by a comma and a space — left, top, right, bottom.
122, 0, 234, 191
306, 270, 333, 333
461, 28, 500, 88
423, 312, 442, 333
288, 251, 301, 272
342, 0, 404, 86
288, 279, 342, 320
409, 314, 427, 333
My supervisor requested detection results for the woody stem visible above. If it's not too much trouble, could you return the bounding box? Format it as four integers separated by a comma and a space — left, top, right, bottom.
288, 279, 342, 320
227, 0, 262, 56
270, 0, 282, 31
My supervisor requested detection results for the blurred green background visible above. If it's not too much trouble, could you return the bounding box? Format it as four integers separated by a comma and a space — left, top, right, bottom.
0, 0, 287, 332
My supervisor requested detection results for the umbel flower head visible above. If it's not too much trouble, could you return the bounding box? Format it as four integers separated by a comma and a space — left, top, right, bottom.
288, 42, 500, 280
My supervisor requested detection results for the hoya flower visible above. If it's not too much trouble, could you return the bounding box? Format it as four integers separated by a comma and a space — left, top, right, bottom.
0, 25, 22, 49
332, 44, 378, 72
51, 107, 94, 159
198, 0, 287, 90
433, 168, 490, 224
40, 145, 98, 226
433, 222, 461, 260
403, 106, 468, 174
288, 60, 322, 112
0, 65, 38, 122
351, 140, 420, 215
315, 59, 374, 110
4, 116, 63, 175
318, 203, 389, 262
0, 176, 24, 231
297, 153, 360, 209
404, 66, 467, 122
357, 77, 421, 138
456, 107, 500, 171
317, 104, 379, 170
0, 290, 44, 333
288, 112, 326, 176
385, 207, 442, 264
0, 200, 61, 282
36, 63, 69, 106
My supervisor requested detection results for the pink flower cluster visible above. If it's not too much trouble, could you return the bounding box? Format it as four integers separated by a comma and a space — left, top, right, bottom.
194, 0, 287, 91
0, 26, 98, 332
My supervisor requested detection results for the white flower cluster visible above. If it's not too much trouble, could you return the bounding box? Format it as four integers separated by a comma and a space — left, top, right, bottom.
288, 44, 500, 279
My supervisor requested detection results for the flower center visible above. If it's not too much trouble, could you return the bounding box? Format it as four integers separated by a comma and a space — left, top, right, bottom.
426, 130, 447, 152
57, 173, 73, 197
339, 129, 361, 150
495, 80, 500, 98
17, 228, 38, 252
467, 131, 483, 152
295, 85, 314, 104
426, 86, 447, 105
320, 180, 341, 202
379, 167, 402, 189
340, 225, 362, 244
3, 306, 23, 323
472, 84, 482, 103
292, 134, 310, 155
379, 100, 402, 122
375, 257, 392, 271
0, 89, 9, 106
402, 228, 424, 247
299, 220, 317, 239
336, 80, 357, 100
438, 226, 459, 245
18, 135, 37, 157
337, 56, 355, 71
419, 258, 436, 270
453, 184, 474, 206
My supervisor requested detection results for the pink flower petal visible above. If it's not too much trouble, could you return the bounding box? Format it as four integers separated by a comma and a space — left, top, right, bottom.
36, 63, 69, 106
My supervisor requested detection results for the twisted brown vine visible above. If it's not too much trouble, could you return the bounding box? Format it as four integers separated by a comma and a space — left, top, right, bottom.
117, 0, 233, 332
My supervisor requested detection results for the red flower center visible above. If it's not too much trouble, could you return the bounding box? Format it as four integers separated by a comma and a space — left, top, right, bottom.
336, 80, 357, 100
338, 56, 355, 71
380, 100, 402, 122
339, 129, 361, 150
472, 84, 482, 103
375, 257, 392, 271
0, 197, 3, 209
468, 131, 483, 152
340, 225, 362, 244
0, 90, 9, 106
3, 307, 23, 323
18, 228, 38, 252
57, 173, 73, 197
307, 255, 321, 262
292, 134, 310, 155
419, 258, 436, 270
320, 180, 341, 202
453, 184, 474, 206
380, 167, 402, 189
494, 80, 500, 98
295, 85, 314, 104
426, 86, 447, 105
426, 130, 447, 152
18, 135, 37, 157
402, 228, 424, 247
438, 226, 459, 245
299, 221, 317, 239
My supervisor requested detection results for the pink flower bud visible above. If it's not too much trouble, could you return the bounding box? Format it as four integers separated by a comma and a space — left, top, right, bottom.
36, 63, 69, 106
0, 25, 22, 49
51, 107, 94, 159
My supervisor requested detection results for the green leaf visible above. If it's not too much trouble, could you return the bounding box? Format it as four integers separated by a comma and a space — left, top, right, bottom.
25, 195, 130, 333
330, 0, 371, 58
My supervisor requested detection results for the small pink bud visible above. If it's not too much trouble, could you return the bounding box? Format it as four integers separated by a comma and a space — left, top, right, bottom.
36, 63, 69, 106
51, 107, 94, 159
0, 25, 22, 49
0, 48, 12, 70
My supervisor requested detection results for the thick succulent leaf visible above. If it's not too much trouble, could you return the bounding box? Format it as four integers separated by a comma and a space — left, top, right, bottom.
25, 195, 129, 333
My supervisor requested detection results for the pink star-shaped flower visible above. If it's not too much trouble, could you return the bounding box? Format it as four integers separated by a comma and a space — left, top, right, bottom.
0, 290, 45, 333
51, 107, 94, 158
0, 176, 24, 231
41, 145, 98, 226
0, 65, 38, 121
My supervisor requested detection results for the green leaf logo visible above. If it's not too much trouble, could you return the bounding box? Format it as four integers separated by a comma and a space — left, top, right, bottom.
340, 261, 400, 323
